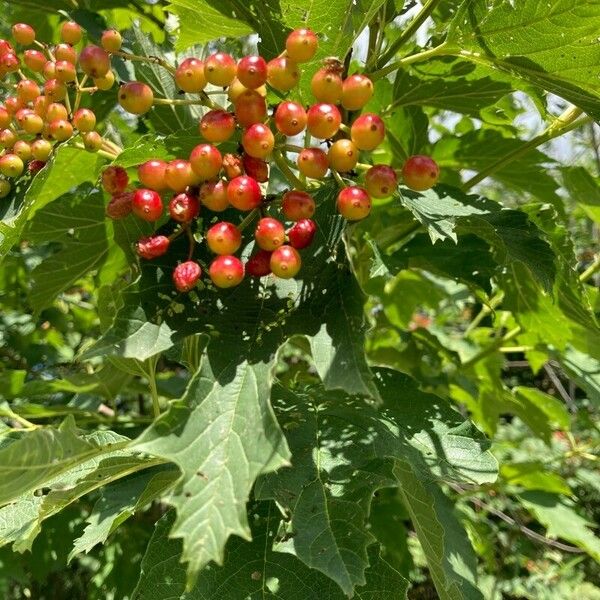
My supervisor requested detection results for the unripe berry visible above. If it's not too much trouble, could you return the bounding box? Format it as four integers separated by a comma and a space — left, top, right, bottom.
234, 90, 267, 128
246, 250, 272, 277
23, 49, 46, 72
102, 166, 129, 194
137, 235, 170, 259
44, 79, 67, 102
43, 61, 56, 81
328, 139, 358, 173
101, 30, 122, 53
16, 79, 40, 102
4, 96, 22, 114
94, 70, 115, 91
281, 190, 315, 221
336, 185, 371, 220
173, 261, 201, 292
200, 180, 229, 212
228, 78, 250, 103
33, 95, 48, 117
341, 74, 373, 111
175, 58, 206, 93
288, 218, 317, 249
0, 129, 17, 149
72, 108, 96, 132
106, 191, 134, 219
79, 45, 111, 78
15, 108, 32, 126
82, 131, 103, 152
206, 221, 241, 255
0, 107, 10, 129
190, 143, 222, 181
138, 159, 168, 191
48, 119, 73, 141
242, 123, 274, 159
237, 55, 268, 89
242, 154, 269, 182
21, 112, 44, 135
169, 192, 199, 222
297, 147, 329, 179
266, 57, 300, 92
209, 255, 244, 288
350, 113, 385, 151
31, 138, 52, 160
311, 67, 343, 104
54, 60, 77, 83
0, 154, 24, 178
270, 245, 302, 278
132, 188, 163, 221
61, 21, 82, 45
227, 175, 262, 211
165, 159, 196, 192
222, 153, 244, 180
307, 103, 341, 139
204, 52, 237, 87
28, 160, 46, 175
12, 24, 35, 46
402, 155, 440, 191
199, 110, 236, 143
118, 81, 154, 115
365, 165, 397, 198
255, 217, 285, 251
0, 179, 11, 198
1, 53, 19, 73
13, 140, 31, 161
285, 28, 318, 63
55, 43, 77, 64
275, 101, 307, 136
46, 102, 69, 122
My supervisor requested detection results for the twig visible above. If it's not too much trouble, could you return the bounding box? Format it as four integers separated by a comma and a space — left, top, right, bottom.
543, 363, 577, 413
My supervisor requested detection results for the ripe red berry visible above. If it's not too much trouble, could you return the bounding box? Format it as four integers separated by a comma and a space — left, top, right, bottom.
118, 81, 154, 115
12, 24, 36, 46
275, 101, 307, 136
270, 245, 302, 278
222, 153, 244, 180
61, 21, 82, 45
200, 109, 236, 143
23, 49, 45, 72
173, 261, 201, 292
242, 154, 269, 182
246, 250, 272, 277
200, 180, 229, 212
54, 60, 77, 83
227, 175, 262, 211
282, 190, 315, 221
137, 235, 170, 259
235, 90, 267, 128
1, 53, 19, 73
336, 186, 371, 221
350, 113, 385, 151
242, 123, 275, 159
165, 159, 197, 192
204, 52, 237, 86
132, 188, 163, 221
266, 57, 300, 92
285, 28, 318, 63
169, 192, 199, 222
190, 143, 223, 181
28, 159, 46, 175
341, 74, 373, 111
72, 108, 96, 132
106, 191, 134, 219
365, 165, 397, 198
0, 153, 24, 178
402, 155, 440, 191
311, 67, 343, 104
0, 40, 13, 58
206, 221, 241, 255
237, 55, 268, 89
288, 218, 317, 249
48, 119, 74, 142
101, 29, 122, 53
175, 58, 206, 93
209, 255, 244, 288
55, 43, 77, 64
79, 45, 111, 78
306, 103, 341, 139
138, 159, 168, 191
102, 166, 129, 194
328, 139, 358, 173
254, 217, 285, 251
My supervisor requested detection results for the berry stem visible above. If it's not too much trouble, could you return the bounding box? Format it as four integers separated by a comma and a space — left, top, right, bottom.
73, 142, 119, 160
331, 168, 348, 188
73, 74, 88, 114
111, 50, 177, 75
282, 144, 304, 153
369, 43, 452, 81
153, 95, 221, 110
145, 356, 161, 418
238, 208, 260, 232
580, 254, 600, 283
185, 225, 195, 260
272, 150, 305, 190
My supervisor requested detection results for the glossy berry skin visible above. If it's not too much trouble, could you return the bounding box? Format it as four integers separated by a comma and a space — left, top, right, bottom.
61, 21, 82, 45
54, 60, 77, 82
24, 50, 46, 72
0, 107, 10, 130
0, 39, 13, 57
43, 61, 56, 80
55, 43, 78, 64
119, 82, 154, 115
83, 132, 103, 152
22, 113, 44, 134
16, 79, 40, 102
266, 57, 300, 92
165, 159, 197, 192
106, 191, 134, 219
281, 190, 315, 221
169, 192, 199, 222
190, 143, 222, 181
102, 166, 129, 194
297, 148, 329, 179
222, 153, 244, 180
350, 113, 385, 151
44, 79, 67, 102
270, 245, 302, 279
206, 221, 241, 255
204, 52, 237, 86
328, 139, 358, 173
173, 261, 202, 292
79, 45, 111, 78
132, 188, 163, 221
234, 90, 267, 128
246, 250, 272, 277
311, 68, 343, 104
200, 180, 229, 212
13, 141, 31, 161
0, 129, 17, 149
365, 165, 397, 198
254, 217, 285, 251
275, 101, 307, 136
138, 160, 168, 191
12, 24, 35, 46
101, 30, 122, 52
94, 70, 115, 91
242, 123, 275, 159
341, 74, 373, 111
285, 28, 318, 63
200, 110, 236, 143
31, 139, 52, 161
209, 255, 244, 288
336, 186, 371, 221
227, 175, 262, 211
175, 58, 206, 93
0, 154, 24, 178
237, 55, 268, 89
72, 108, 96, 132
1, 53, 20, 73
48, 119, 74, 142
46, 102, 69, 122
402, 155, 440, 191
242, 154, 269, 183
307, 103, 342, 139
137, 235, 170, 259
288, 218, 317, 249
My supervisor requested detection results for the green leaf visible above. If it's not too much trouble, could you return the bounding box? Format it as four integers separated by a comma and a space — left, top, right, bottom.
501, 462, 571, 495
558, 345, 600, 407
562, 166, 600, 224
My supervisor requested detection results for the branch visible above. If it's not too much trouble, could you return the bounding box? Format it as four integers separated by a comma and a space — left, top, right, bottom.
369, 43, 452, 81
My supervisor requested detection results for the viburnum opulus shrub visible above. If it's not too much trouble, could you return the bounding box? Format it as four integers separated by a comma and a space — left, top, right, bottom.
0, 1, 599, 598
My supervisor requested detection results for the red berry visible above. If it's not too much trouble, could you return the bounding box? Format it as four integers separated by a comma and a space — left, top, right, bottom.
281, 190, 315, 221
28, 159, 46, 175
165, 159, 197, 192
234, 90, 267, 128
55, 43, 77, 64
16, 79, 40, 102
336, 186, 371, 221
72, 108, 96, 132
23, 50, 46, 72
102, 166, 129, 194
227, 175, 262, 211
0, 107, 10, 129
132, 188, 163, 221
242, 154, 269, 183
175, 58, 206, 92
242, 123, 274, 159
266, 57, 300, 92
209, 255, 244, 288
246, 250, 272, 277
350, 113, 385, 151
190, 143, 223, 181
270, 245, 302, 278
54, 60, 77, 82
311, 67, 343, 104
106, 191, 134, 219
43, 61, 56, 81
173, 261, 201, 292
328, 139, 358, 173
0, 40, 14, 58
237, 55, 268, 89
288, 218, 317, 249
119, 81, 154, 115
46, 102, 68, 122
285, 28, 318, 63
275, 101, 307, 136
200, 109, 236, 143
365, 165, 397, 198
169, 192, 199, 222
206, 221, 241, 255
101, 30, 122, 53
204, 52, 237, 86
254, 217, 285, 251
306, 103, 341, 139
12, 24, 36, 46
341, 74, 373, 111
61, 21, 82, 45
200, 180, 229, 212
79, 45, 111, 78
402, 155, 440, 191
138, 159, 168, 191
1, 53, 20, 73
137, 235, 170, 259
48, 119, 74, 142
44, 79, 67, 102
222, 153, 244, 180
